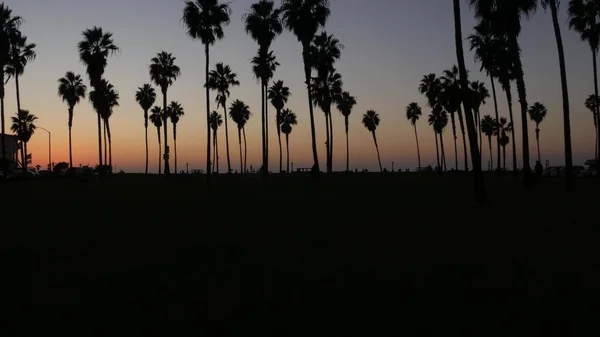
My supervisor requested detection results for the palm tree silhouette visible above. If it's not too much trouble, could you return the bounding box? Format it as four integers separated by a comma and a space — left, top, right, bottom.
183, 0, 231, 181
469, 21, 502, 170
419, 74, 443, 169
362, 110, 383, 172
311, 69, 342, 172
481, 115, 496, 170
77, 27, 119, 170
229, 99, 251, 173
10, 109, 36, 173
429, 106, 449, 172
281, 0, 331, 176
149, 51, 180, 175
439, 75, 460, 171
169, 101, 184, 174
311, 32, 344, 172
280, 108, 297, 173
469, 80, 489, 158
405, 102, 423, 170
89, 80, 119, 170
528, 102, 548, 163
209, 111, 223, 173
244, 0, 283, 175
251, 49, 279, 173
267, 80, 291, 173
135, 84, 156, 174
541, 0, 574, 190
470, 0, 537, 186
495, 117, 513, 171
7, 31, 35, 117
149, 106, 163, 174
441, 66, 469, 171
0, 4, 22, 172
569, 0, 600, 176
336, 91, 356, 172
58, 71, 87, 168
585, 94, 600, 157
207, 63, 239, 174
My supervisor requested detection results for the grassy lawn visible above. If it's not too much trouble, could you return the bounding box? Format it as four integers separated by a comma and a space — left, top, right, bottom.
0, 173, 595, 335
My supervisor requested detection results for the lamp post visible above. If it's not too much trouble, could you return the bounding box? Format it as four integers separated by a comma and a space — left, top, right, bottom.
37, 127, 51, 171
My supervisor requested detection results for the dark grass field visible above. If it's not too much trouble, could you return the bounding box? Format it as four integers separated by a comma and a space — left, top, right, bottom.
0, 173, 596, 335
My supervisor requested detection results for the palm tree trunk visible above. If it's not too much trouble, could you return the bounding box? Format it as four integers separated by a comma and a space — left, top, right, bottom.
477, 109, 483, 160
536, 127, 541, 163
15, 73, 21, 113
174, 123, 178, 174
68, 107, 74, 168
216, 130, 219, 174
286, 132, 290, 173
489, 75, 501, 171
265, 85, 269, 174
453, 0, 485, 204
593, 48, 600, 177
97, 113, 102, 168
157, 127, 161, 175
243, 127, 248, 174
450, 112, 458, 170
24, 141, 28, 171
277, 109, 282, 173
103, 120, 107, 165
212, 130, 216, 173
488, 135, 493, 171
508, 35, 532, 186
414, 124, 421, 170
324, 112, 330, 173
328, 111, 334, 172
204, 45, 211, 181
456, 106, 468, 171
440, 132, 447, 172
144, 110, 149, 174
237, 127, 242, 173
302, 43, 320, 175
162, 90, 170, 175
503, 145, 507, 171
505, 85, 518, 177
0, 74, 7, 175
372, 131, 383, 172
260, 84, 266, 175
107, 120, 112, 171
223, 103, 232, 174
345, 116, 350, 172
434, 132, 440, 171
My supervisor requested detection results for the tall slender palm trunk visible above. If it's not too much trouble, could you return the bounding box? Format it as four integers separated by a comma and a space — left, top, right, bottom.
68, 107, 74, 168
243, 127, 248, 173
103, 120, 108, 165
222, 103, 232, 174
477, 109, 483, 159
286, 133, 290, 173
173, 124, 178, 174
205, 44, 211, 181
106, 120, 112, 170
324, 112, 330, 172
440, 132, 447, 171
535, 127, 541, 163
260, 84, 266, 174
345, 117, 350, 172
450, 112, 458, 170
237, 127, 243, 173
371, 131, 382, 172
593, 48, 600, 176
157, 127, 161, 174
503, 145, 507, 171
0, 75, 7, 175
434, 132, 440, 171
414, 124, 421, 170
504, 87, 518, 176
302, 44, 320, 175
456, 106, 468, 171
162, 91, 170, 175
487, 135, 493, 170
328, 111, 334, 172
144, 111, 149, 174
15, 73, 21, 113
489, 75, 501, 170
264, 86, 269, 174
212, 130, 216, 173
277, 110, 282, 173
216, 131, 219, 174
509, 36, 532, 186
96, 112, 103, 169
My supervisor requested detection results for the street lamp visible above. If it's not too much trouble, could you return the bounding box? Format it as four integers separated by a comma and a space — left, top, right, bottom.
37, 127, 51, 171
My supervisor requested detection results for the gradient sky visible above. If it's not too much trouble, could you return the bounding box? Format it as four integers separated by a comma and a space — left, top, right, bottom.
4, 0, 598, 173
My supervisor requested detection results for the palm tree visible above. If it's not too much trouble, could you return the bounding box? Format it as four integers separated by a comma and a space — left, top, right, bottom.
10, 109, 36, 174
0, 4, 22, 172
310, 69, 343, 172
585, 94, 600, 157
207, 63, 239, 174
469, 21, 502, 170
149, 51, 180, 175
169, 101, 185, 174
58, 71, 87, 168
470, 0, 537, 186
183, 0, 231, 181
268, 80, 291, 173
481, 115, 496, 170
528, 102, 548, 163
470, 80, 490, 157
495, 117, 513, 171
6, 31, 35, 117
280, 108, 298, 173
244, 0, 283, 175
336, 91, 356, 172
149, 106, 163, 174
229, 99, 251, 173
89, 79, 119, 169
135, 84, 156, 174
251, 49, 279, 173
569, 0, 600, 176
439, 78, 460, 171
441, 66, 469, 171
281, 0, 331, 175
362, 110, 383, 172
209, 111, 223, 173
405, 102, 423, 170
77, 27, 119, 170
428, 106, 449, 172
419, 73, 443, 169
311, 32, 344, 172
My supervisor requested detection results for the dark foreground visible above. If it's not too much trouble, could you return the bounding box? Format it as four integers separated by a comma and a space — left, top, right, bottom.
0, 173, 596, 335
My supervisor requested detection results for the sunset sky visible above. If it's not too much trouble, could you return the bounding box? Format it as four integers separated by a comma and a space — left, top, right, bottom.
3, 0, 598, 173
